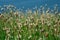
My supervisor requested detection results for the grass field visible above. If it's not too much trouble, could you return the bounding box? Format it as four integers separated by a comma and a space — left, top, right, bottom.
0, 5, 60, 40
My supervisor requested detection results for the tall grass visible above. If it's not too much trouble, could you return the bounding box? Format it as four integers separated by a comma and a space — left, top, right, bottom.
0, 5, 60, 40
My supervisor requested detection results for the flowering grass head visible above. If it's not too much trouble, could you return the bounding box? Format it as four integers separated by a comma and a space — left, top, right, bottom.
0, 4, 60, 40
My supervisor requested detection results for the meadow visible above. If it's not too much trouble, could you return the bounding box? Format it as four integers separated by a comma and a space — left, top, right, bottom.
0, 5, 60, 40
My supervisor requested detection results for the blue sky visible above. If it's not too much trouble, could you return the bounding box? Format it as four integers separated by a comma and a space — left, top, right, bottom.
0, 0, 60, 9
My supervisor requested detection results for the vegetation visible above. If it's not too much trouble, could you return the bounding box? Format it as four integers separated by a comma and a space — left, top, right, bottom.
0, 5, 60, 40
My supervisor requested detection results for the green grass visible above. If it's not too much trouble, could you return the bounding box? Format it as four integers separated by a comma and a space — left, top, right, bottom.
0, 5, 60, 40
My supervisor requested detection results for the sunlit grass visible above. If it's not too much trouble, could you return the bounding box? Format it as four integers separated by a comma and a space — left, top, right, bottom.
0, 5, 60, 40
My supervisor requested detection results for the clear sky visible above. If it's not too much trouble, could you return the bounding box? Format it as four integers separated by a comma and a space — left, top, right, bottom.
0, 0, 60, 10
